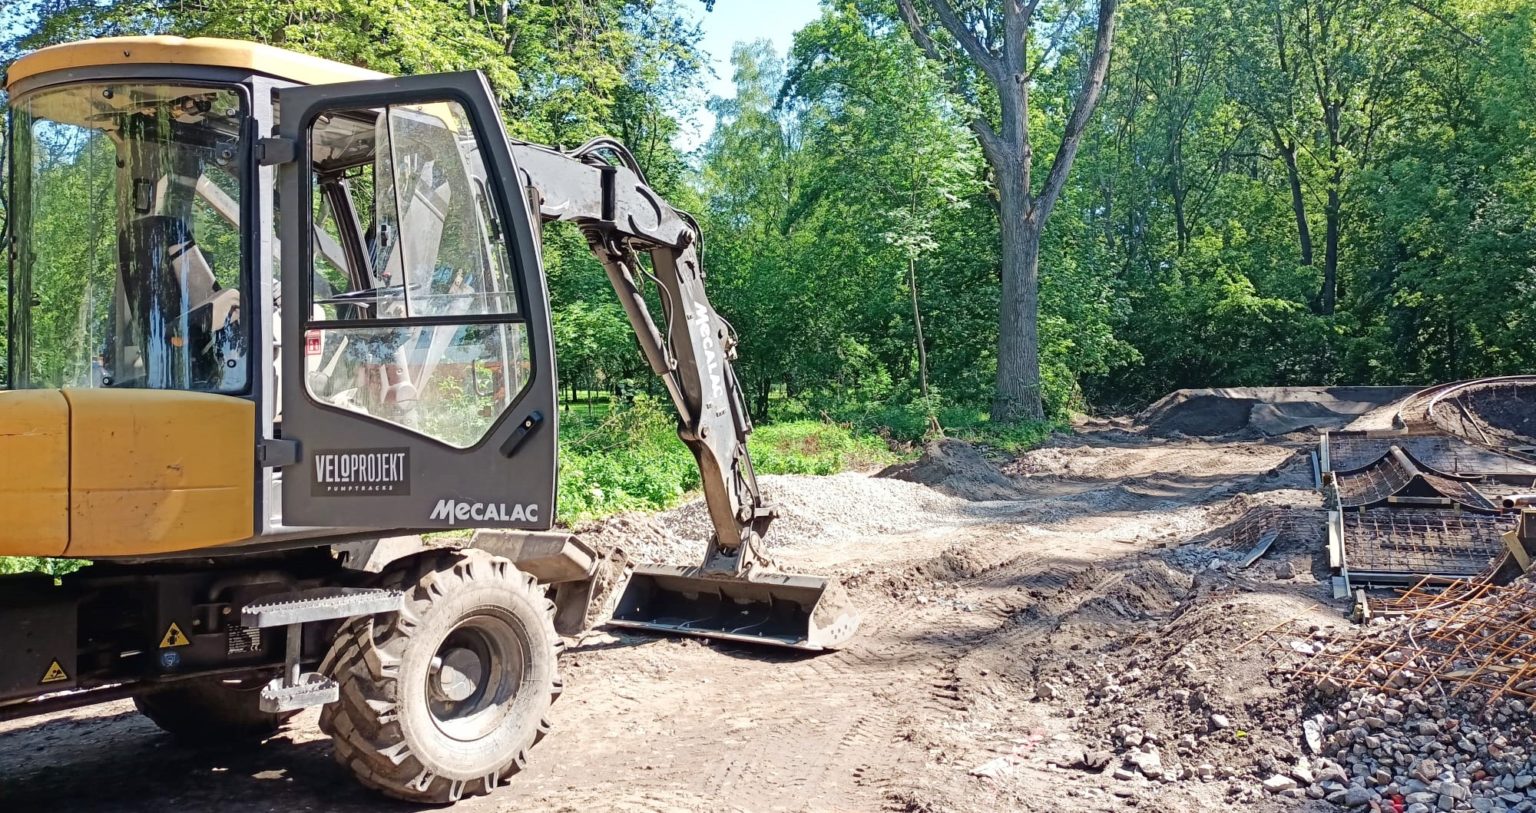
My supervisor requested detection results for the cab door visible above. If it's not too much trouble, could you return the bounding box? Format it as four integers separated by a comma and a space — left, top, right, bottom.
274, 72, 556, 531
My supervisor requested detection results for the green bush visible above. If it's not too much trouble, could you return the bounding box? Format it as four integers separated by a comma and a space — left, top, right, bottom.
556, 394, 700, 525
814, 392, 1062, 452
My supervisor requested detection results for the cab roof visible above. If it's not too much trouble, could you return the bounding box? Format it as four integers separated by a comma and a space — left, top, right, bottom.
5, 36, 389, 92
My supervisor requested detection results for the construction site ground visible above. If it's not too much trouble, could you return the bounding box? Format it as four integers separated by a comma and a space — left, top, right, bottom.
0, 398, 1434, 812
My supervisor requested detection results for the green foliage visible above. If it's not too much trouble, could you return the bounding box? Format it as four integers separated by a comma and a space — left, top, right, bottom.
555, 397, 902, 524
0, 557, 89, 578
748, 421, 897, 475
557, 394, 699, 524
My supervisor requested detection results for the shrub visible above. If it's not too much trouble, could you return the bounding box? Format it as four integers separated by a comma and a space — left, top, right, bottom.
749, 421, 897, 475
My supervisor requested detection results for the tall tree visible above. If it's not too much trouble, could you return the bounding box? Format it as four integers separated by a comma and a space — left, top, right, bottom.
894, 0, 1119, 422
1227, 0, 1416, 315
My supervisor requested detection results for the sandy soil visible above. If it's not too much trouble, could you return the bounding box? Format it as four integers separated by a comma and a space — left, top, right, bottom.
0, 428, 1347, 813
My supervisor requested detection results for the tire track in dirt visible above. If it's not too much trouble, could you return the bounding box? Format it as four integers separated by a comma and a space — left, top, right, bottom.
0, 433, 1321, 813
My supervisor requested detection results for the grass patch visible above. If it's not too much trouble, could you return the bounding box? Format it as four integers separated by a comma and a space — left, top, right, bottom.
749, 420, 897, 475
934, 408, 1063, 454
555, 396, 902, 525
817, 397, 1062, 454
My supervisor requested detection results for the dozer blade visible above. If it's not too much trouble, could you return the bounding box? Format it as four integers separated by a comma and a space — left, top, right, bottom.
608, 565, 861, 651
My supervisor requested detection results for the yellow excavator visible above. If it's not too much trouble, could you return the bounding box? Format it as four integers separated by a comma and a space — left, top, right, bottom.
0, 37, 858, 802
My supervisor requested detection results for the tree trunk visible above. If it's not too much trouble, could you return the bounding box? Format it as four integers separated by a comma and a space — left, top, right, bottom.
755, 378, 770, 424
908, 256, 931, 401
1320, 185, 1341, 316
991, 165, 1045, 423
1278, 138, 1313, 268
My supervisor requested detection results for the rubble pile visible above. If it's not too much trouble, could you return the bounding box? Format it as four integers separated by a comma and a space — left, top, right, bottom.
1052, 577, 1334, 803
1306, 685, 1536, 812
1287, 579, 1536, 703
1275, 578, 1536, 812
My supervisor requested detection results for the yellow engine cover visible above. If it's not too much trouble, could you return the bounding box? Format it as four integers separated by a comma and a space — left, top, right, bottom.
0, 390, 254, 558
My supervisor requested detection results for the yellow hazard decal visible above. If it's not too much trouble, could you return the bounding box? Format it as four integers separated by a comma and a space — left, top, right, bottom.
40, 660, 69, 684
159, 622, 191, 648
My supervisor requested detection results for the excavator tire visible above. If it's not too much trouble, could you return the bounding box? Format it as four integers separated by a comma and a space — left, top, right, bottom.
319, 550, 562, 803
134, 677, 296, 743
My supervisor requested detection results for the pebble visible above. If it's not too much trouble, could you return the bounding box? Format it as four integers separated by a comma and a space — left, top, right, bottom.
1130, 749, 1163, 779
1343, 785, 1374, 806
1304, 716, 1324, 754
1263, 775, 1297, 793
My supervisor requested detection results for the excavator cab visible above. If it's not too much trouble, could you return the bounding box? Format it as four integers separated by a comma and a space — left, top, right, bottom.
5, 51, 564, 547
2, 36, 856, 804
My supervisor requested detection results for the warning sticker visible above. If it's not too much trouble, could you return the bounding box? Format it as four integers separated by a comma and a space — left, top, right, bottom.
159, 622, 191, 649
40, 660, 69, 684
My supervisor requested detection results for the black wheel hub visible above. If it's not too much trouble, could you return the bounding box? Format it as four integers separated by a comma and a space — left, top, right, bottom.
425, 613, 529, 742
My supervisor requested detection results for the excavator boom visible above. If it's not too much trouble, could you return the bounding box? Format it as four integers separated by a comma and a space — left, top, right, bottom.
511, 140, 859, 649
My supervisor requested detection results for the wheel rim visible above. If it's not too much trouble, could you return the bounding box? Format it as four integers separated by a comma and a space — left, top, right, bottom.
426, 610, 529, 742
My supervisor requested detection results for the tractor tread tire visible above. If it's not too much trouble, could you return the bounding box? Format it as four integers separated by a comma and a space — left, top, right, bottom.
318, 550, 561, 804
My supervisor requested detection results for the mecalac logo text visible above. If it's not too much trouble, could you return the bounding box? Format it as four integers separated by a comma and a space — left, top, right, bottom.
429, 500, 540, 525
312, 448, 410, 496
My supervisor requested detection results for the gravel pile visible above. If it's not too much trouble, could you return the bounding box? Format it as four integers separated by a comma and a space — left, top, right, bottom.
576, 471, 1024, 566
1265, 577, 1536, 811
661, 472, 1019, 547
1306, 685, 1536, 812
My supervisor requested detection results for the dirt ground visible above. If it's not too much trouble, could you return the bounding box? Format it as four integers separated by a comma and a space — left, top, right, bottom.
0, 424, 1350, 813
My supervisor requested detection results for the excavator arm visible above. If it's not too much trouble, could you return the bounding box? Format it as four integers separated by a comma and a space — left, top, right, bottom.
510, 139, 858, 650
510, 138, 772, 577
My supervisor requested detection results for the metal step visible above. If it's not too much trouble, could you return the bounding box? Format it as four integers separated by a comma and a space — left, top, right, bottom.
241, 587, 404, 628
258, 672, 338, 713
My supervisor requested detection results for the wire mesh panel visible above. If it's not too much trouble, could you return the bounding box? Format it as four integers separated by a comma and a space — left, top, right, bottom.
1334, 453, 1416, 507
1342, 509, 1509, 580
1327, 434, 1536, 477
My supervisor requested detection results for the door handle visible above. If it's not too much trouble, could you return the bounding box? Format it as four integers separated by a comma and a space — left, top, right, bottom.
499, 410, 544, 458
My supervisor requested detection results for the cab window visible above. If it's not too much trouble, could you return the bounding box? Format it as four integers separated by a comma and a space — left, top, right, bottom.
301, 99, 528, 448
9, 83, 247, 392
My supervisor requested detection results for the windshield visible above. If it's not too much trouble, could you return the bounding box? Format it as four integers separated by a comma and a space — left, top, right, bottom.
8, 82, 247, 392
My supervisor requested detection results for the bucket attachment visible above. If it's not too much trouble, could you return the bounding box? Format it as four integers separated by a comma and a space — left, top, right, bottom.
608, 565, 861, 651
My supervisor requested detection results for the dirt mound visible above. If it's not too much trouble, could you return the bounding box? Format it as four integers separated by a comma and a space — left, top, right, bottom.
1140, 386, 1419, 437
575, 513, 697, 566
880, 438, 1024, 500
1432, 377, 1536, 446
1144, 393, 1259, 436
1073, 561, 1195, 623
